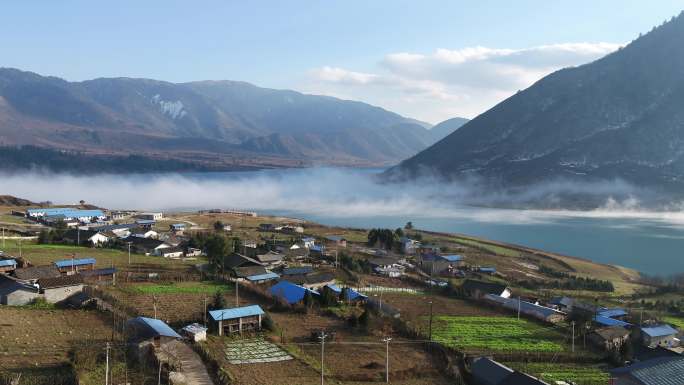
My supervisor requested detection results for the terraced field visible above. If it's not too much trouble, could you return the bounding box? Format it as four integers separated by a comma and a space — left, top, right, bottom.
431, 316, 565, 352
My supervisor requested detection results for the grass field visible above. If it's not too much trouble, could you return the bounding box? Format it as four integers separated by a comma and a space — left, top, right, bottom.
507, 363, 609, 385
431, 316, 564, 352
127, 281, 232, 294
1, 240, 200, 271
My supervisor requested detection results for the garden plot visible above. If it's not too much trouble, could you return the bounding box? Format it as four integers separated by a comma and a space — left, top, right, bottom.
224, 338, 292, 364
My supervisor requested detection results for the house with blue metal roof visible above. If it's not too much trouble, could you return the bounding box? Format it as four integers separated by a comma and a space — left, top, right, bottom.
0, 259, 17, 273
54, 258, 96, 273
270, 280, 319, 305
27, 208, 105, 222
125, 317, 181, 347
594, 315, 632, 328
641, 324, 679, 348
598, 308, 628, 319
209, 305, 265, 335
245, 272, 279, 284
323, 284, 367, 303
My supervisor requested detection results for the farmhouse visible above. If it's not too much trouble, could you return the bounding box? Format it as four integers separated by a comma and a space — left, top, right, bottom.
281, 266, 313, 276
185, 247, 202, 257
224, 253, 268, 278
285, 271, 335, 290
0, 259, 17, 273
89, 223, 136, 237
255, 251, 285, 268
169, 223, 186, 234
399, 237, 420, 255
640, 324, 679, 348
258, 223, 276, 231
245, 272, 279, 284
609, 356, 684, 385
369, 257, 405, 277
209, 305, 265, 335
548, 296, 575, 312
125, 316, 182, 348
54, 257, 96, 274
325, 235, 347, 247
0, 275, 41, 305
38, 274, 84, 303
277, 224, 304, 234
159, 246, 184, 258
270, 280, 319, 305
462, 279, 511, 299
302, 237, 316, 249
26, 208, 106, 222
136, 212, 163, 221
484, 295, 566, 323
323, 284, 367, 303
62, 229, 111, 246
125, 237, 171, 255
131, 227, 159, 239
590, 326, 631, 351
418, 254, 464, 275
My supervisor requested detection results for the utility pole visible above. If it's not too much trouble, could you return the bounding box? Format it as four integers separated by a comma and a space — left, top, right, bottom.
571, 321, 575, 353
428, 300, 434, 342
382, 337, 392, 383
235, 279, 239, 307
18, 238, 22, 259
105, 342, 110, 385
319, 332, 328, 385
77, 227, 80, 245
517, 296, 521, 320
157, 360, 162, 385
334, 250, 338, 269
204, 297, 208, 327
127, 242, 132, 265
640, 308, 644, 326
2, 227, 5, 248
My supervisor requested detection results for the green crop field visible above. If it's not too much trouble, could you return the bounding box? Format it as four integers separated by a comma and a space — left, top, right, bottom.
507, 363, 608, 385
128, 281, 233, 294
431, 316, 564, 352
664, 316, 684, 330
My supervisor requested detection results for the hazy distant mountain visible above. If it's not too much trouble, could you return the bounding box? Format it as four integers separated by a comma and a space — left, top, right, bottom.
388, 12, 684, 189
0, 68, 459, 169
427, 117, 468, 145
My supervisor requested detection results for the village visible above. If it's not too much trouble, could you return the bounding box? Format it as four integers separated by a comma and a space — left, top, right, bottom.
0, 199, 683, 385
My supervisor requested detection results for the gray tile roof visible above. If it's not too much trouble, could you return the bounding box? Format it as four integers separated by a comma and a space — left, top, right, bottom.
611, 357, 684, 385
471, 357, 513, 385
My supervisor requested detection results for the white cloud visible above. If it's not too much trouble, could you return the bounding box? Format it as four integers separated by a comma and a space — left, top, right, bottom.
305, 42, 621, 123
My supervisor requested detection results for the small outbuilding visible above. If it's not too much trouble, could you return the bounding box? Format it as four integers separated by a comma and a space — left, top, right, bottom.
182, 323, 208, 342
125, 316, 182, 348
38, 274, 84, 303
270, 280, 319, 305
0, 259, 17, 273
590, 326, 631, 351
209, 305, 265, 336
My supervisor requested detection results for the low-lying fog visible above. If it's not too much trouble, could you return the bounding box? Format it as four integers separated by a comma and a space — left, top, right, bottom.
3, 167, 684, 274
2, 167, 683, 226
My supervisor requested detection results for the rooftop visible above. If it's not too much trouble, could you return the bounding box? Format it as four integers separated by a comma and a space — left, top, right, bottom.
641, 324, 678, 338
0, 259, 17, 267
128, 317, 182, 339
270, 280, 319, 304
245, 272, 279, 282
38, 274, 84, 289
54, 258, 96, 268
610, 356, 684, 385
209, 305, 265, 321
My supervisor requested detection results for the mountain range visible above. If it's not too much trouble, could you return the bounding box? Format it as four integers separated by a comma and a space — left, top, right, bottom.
389, 12, 684, 191
0, 68, 466, 170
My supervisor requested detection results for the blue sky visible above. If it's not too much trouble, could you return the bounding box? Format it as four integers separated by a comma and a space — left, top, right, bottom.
1, 1, 682, 122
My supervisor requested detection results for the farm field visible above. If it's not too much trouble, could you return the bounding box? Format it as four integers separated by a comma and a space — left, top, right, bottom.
106, 281, 235, 325
0, 308, 118, 369
664, 315, 684, 329
507, 363, 609, 385
431, 316, 565, 353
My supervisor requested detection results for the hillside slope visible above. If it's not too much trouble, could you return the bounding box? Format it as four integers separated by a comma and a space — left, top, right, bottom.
389, 13, 684, 189
0, 69, 461, 168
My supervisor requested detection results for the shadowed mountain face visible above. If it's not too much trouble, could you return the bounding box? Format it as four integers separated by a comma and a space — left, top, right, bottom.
389, 13, 684, 190
0, 69, 465, 168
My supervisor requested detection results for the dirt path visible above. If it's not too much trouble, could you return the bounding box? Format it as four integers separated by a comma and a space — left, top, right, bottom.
166, 340, 214, 385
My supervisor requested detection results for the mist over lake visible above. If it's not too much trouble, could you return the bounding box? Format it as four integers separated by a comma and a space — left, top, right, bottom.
3, 167, 684, 275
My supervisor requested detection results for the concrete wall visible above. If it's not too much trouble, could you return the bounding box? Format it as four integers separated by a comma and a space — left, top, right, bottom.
44, 284, 84, 303
1, 289, 41, 306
